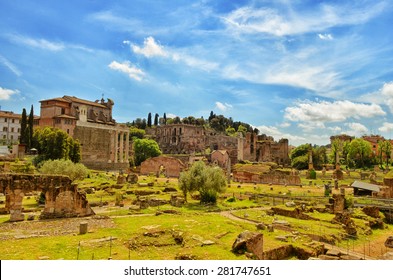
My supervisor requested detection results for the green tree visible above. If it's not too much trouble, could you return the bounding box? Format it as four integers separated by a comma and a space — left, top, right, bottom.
20, 108, 27, 145
329, 139, 342, 165
32, 127, 81, 165
290, 144, 310, 170
147, 112, 152, 128
163, 113, 167, 125
129, 127, 145, 139
178, 161, 227, 204
39, 159, 88, 181
154, 113, 159, 126
237, 124, 247, 137
225, 126, 236, 137
346, 138, 373, 168
378, 140, 392, 168
133, 138, 162, 166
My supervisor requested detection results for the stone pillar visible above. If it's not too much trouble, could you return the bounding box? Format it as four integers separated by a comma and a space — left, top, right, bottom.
308, 145, 313, 170
125, 132, 130, 163
8, 188, 25, 222
114, 131, 119, 163
119, 132, 124, 163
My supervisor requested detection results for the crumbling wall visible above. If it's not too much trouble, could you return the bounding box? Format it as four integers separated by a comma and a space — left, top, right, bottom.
140, 156, 186, 177
0, 173, 94, 221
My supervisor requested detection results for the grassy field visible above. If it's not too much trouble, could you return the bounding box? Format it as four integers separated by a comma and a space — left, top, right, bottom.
0, 165, 392, 260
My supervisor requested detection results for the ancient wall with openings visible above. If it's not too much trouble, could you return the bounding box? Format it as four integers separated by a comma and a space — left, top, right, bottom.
0, 173, 94, 222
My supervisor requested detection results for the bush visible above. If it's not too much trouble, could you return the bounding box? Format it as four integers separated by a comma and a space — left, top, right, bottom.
200, 190, 217, 204
309, 169, 316, 179
39, 159, 89, 181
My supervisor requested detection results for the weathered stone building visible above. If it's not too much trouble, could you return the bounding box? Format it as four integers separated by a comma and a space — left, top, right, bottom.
148, 124, 290, 166
37, 96, 130, 170
140, 155, 186, 177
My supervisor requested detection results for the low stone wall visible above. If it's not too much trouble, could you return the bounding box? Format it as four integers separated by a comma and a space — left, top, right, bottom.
271, 207, 319, 221
233, 171, 301, 185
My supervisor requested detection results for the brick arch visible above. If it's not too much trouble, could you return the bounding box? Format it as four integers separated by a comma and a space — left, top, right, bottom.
0, 173, 94, 222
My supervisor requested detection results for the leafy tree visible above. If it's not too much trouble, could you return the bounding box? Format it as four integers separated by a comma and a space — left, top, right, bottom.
133, 138, 162, 166
346, 138, 373, 168
39, 159, 88, 181
329, 138, 342, 165
178, 161, 227, 204
378, 140, 392, 168
32, 127, 82, 165
225, 126, 236, 137
129, 127, 145, 139
20, 108, 27, 145
237, 124, 248, 137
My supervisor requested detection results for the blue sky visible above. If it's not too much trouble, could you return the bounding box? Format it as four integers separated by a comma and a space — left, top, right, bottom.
1, 0, 393, 146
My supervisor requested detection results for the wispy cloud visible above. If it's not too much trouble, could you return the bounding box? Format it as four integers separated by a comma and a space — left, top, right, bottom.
222, 1, 386, 36
215, 101, 233, 112
0, 55, 22, 77
0, 86, 19, 100
256, 125, 306, 142
7, 34, 65, 51
318, 33, 333, 40
130, 36, 218, 71
108, 61, 145, 81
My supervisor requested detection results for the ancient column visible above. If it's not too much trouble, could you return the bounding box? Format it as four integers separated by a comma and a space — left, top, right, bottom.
114, 130, 119, 163
125, 131, 130, 163
119, 131, 124, 163
7, 188, 25, 222
308, 145, 313, 170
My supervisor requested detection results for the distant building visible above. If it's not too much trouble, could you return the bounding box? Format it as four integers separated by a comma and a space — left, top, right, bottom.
362, 135, 385, 155
0, 110, 21, 145
147, 124, 290, 166
37, 95, 130, 170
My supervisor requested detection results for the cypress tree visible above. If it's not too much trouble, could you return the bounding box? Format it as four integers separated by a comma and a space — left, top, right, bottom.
163, 113, 167, 125
20, 108, 27, 145
154, 113, 159, 126
27, 105, 34, 149
147, 112, 152, 127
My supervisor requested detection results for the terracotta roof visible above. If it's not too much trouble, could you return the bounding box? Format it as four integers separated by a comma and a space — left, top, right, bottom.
0, 111, 22, 118
40, 97, 71, 103
63, 95, 107, 108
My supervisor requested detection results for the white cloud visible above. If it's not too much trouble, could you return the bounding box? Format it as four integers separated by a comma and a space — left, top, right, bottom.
215, 101, 233, 112
131, 36, 168, 58
222, 2, 386, 36
0, 87, 19, 100
279, 122, 291, 128
344, 122, 368, 136
0, 55, 22, 77
256, 125, 306, 143
381, 82, 393, 113
131, 36, 218, 72
108, 61, 145, 81
8, 34, 64, 51
284, 100, 386, 123
318, 33, 333, 40
379, 122, 393, 133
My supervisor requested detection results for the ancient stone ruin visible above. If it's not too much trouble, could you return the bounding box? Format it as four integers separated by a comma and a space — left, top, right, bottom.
0, 173, 94, 222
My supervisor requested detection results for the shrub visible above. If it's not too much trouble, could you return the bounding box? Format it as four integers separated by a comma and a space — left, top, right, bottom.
39, 159, 89, 181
